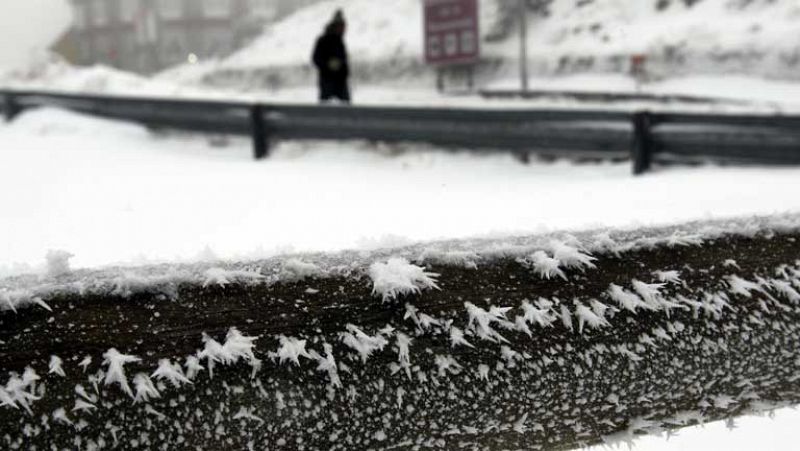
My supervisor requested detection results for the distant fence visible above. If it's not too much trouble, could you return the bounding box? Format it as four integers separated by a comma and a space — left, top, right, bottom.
3, 89, 800, 175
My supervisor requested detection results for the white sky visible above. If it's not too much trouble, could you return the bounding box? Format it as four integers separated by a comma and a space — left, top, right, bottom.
0, 0, 72, 71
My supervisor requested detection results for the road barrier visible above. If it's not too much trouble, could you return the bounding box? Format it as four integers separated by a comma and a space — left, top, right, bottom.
2, 89, 800, 175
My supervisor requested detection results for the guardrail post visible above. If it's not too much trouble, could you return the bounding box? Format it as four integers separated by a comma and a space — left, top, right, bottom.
251, 104, 269, 160
3, 93, 20, 122
631, 111, 653, 175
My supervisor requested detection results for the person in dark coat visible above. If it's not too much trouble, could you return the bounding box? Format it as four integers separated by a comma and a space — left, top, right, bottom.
312, 10, 351, 103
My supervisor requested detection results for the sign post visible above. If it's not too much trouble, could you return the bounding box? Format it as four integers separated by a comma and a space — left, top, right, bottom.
423, 0, 480, 91
519, 0, 529, 92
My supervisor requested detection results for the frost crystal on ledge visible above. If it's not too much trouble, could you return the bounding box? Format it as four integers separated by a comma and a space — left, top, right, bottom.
276, 336, 312, 366
102, 349, 141, 399
132, 373, 160, 404
520, 251, 567, 280
198, 328, 259, 378
341, 324, 389, 363
152, 359, 192, 388
465, 302, 512, 343
550, 241, 597, 271
369, 258, 440, 302
49, 355, 66, 378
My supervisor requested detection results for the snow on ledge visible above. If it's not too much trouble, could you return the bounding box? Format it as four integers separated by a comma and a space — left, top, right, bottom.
202, 268, 265, 288
1, 213, 800, 313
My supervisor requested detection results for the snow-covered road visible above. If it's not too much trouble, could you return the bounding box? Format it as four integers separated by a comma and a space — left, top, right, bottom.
1, 107, 800, 277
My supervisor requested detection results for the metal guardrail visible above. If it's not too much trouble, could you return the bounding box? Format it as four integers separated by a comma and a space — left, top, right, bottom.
3, 89, 800, 175
260, 104, 632, 159
479, 88, 758, 106
2, 90, 252, 135
650, 112, 800, 165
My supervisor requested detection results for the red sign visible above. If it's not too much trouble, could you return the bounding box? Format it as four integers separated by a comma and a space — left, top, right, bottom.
424, 0, 480, 65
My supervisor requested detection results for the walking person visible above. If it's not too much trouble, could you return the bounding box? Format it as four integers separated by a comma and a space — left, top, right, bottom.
312, 10, 351, 103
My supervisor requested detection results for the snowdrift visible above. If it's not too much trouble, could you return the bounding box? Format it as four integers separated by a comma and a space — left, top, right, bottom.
0, 58, 232, 100
2, 216, 800, 449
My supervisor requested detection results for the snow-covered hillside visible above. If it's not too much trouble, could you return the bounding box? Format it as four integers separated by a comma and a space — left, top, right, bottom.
171, 0, 800, 90
162, 0, 505, 89
512, 0, 800, 79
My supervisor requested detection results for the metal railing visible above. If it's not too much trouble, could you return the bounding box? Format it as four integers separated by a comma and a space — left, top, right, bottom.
3, 89, 800, 175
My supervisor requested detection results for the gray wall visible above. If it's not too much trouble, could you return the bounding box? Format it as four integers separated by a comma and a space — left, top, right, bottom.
67, 0, 319, 73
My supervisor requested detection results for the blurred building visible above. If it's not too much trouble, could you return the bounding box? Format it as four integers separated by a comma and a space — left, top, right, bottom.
61, 0, 316, 73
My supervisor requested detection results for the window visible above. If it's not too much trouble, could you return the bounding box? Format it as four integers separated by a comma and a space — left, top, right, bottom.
119, 0, 140, 22
158, 0, 183, 20
203, 0, 230, 18
428, 35, 442, 59
204, 29, 231, 56
94, 37, 112, 61
92, 0, 109, 26
161, 29, 187, 63
73, 3, 88, 29
444, 32, 458, 57
135, 9, 159, 44
460, 30, 477, 55
79, 41, 92, 63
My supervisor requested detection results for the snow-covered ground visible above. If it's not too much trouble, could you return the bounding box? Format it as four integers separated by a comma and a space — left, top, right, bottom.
2, 107, 799, 276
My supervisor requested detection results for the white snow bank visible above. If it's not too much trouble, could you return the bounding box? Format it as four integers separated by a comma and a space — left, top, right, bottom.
0, 61, 229, 100
1, 107, 800, 277
8, 106, 150, 140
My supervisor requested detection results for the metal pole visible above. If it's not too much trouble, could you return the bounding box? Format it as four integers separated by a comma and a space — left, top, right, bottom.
519, 0, 529, 92
3, 93, 19, 122
251, 105, 269, 160
632, 111, 653, 175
